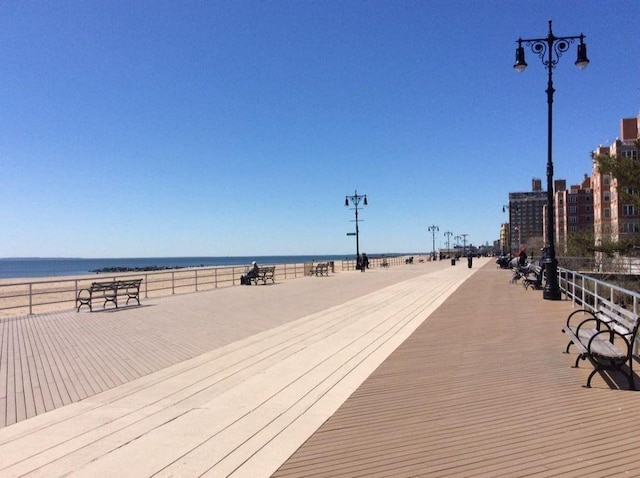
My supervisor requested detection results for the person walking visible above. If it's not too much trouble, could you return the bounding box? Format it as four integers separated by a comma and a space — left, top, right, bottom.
361, 253, 369, 272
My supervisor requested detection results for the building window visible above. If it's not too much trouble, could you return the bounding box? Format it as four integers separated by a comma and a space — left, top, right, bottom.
604, 208, 611, 218
604, 192, 610, 202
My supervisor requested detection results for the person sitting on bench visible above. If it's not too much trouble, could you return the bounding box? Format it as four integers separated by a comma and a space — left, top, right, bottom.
241, 261, 259, 285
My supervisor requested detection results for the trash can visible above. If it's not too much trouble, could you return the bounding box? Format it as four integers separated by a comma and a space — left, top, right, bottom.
467, 255, 473, 268
451, 258, 456, 266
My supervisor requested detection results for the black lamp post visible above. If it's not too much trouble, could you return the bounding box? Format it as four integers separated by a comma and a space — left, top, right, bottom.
514, 20, 589, 300
428, 224, 439, 260
461, 234, 468, 256
345, 190, 367, 264
444, 231, 453, 257
502, 204, 513, 255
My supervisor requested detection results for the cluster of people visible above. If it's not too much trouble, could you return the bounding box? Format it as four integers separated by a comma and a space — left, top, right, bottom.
356, 252, 369, 272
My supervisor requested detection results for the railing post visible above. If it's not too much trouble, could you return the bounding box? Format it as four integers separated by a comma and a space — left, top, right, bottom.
195, 270, 199, 292
29, 283, 33, 315
144, 274, 149, 298
172, 271, 175, 295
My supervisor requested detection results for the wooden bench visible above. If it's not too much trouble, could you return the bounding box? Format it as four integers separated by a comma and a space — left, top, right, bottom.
562, 298, 640, 390
76, 279, 143, 312
405, 256, 414, 265
381, 260, 389, 268
310, 263, 329, 276
250, 266, 276, 285
523, 265, 543, 290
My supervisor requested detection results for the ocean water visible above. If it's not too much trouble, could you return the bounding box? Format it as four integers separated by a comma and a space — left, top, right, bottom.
0, 255, 357, 280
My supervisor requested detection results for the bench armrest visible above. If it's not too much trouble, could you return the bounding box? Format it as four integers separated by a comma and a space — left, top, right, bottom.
566, 309, 597, 328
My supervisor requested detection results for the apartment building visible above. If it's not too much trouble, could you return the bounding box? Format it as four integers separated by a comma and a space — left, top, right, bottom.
506, 178, 547, 253
554, 175, 593, 254
592, 115, 640, 246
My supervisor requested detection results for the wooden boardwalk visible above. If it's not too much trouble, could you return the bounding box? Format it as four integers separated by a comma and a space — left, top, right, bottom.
1, 259, 639, 477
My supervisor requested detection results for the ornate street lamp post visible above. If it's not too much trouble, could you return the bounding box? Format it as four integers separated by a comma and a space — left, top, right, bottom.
502, 204, 513, 255
345, 190, 367, 266
514, 20, 589, 300
428, 224, 439, 260
444, 231, 453, 257
461, 234, 469, 256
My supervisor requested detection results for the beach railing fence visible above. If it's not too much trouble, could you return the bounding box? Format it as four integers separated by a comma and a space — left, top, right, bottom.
0, 262, 307, 316
0, 255, 421, 316
341, 255, 422, 271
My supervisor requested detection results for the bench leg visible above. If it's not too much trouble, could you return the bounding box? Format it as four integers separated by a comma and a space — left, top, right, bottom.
586, 368, 598, 388
76, 300, 92, 312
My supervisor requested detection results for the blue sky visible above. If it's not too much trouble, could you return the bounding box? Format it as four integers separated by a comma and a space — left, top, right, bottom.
1, 0, 638, 258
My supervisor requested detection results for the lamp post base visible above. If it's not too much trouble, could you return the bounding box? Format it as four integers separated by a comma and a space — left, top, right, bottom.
542, 257, 562, 300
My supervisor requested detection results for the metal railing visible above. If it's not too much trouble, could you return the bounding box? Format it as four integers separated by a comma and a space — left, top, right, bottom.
0, 262, 307, 316
0, 256, 419, 316
558, 266, 640, 315
0, 254, 439, 316
340, 255, 419, 271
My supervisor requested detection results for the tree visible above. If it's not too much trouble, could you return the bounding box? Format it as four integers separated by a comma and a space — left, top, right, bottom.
566, 230, 596, 257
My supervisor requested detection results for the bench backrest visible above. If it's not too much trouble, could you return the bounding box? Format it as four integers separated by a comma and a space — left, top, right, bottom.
597, 298, 640, 337
90, 279, 142, 291
119, 279, 143, 288
90, 281, 119, 292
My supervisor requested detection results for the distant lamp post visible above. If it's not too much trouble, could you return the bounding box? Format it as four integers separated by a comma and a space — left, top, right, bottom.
444, 231, 453, 257
345, 190, 368, 265
454, 235, 461, 255
428, 224, 439, 260
502, 204, 512, 255
514, 20, 589, 300
461, 234, 469, 256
